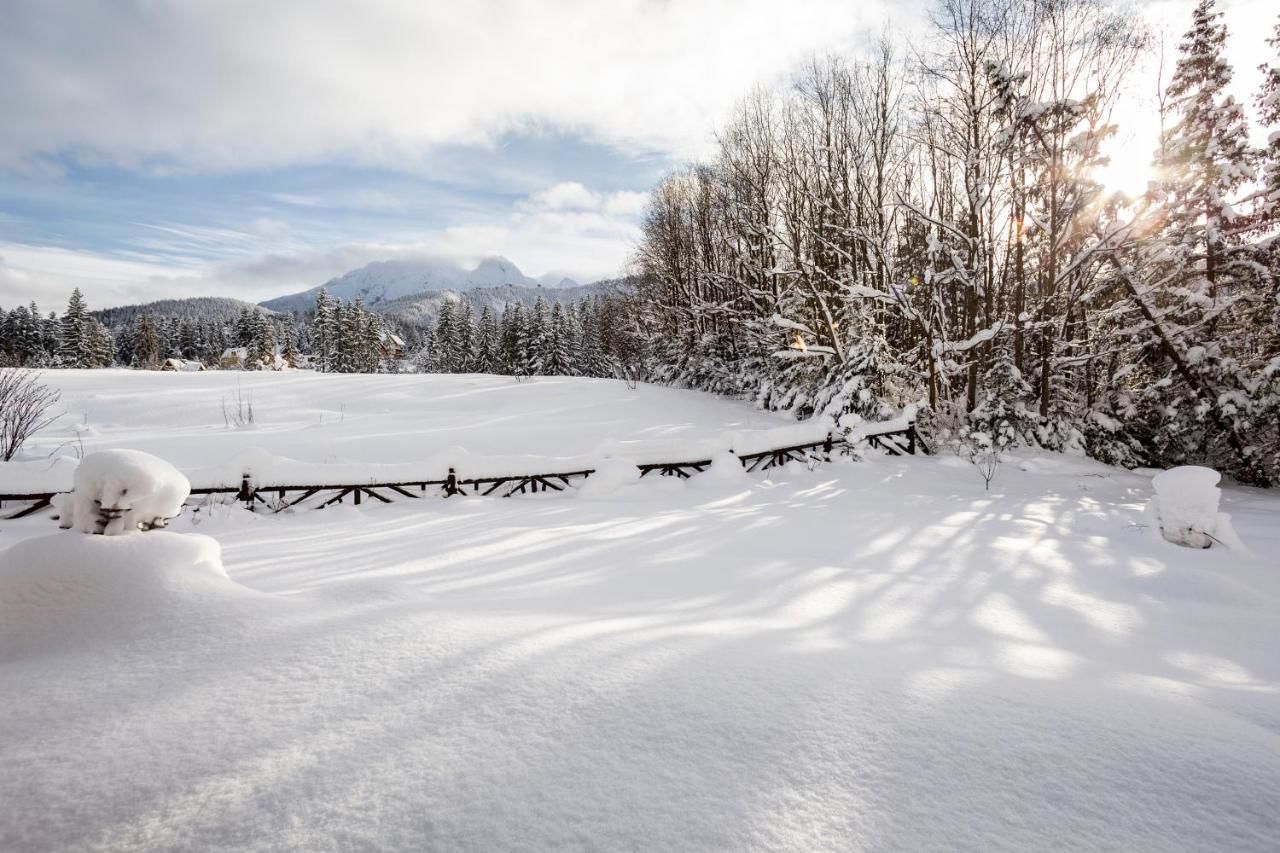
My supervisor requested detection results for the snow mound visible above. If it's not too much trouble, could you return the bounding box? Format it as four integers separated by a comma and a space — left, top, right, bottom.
576, 456, 641, 497
687, 450, 749, 491
54, 449, 190, 535
0, 532, 259, 661
1151, 466, 1220, 549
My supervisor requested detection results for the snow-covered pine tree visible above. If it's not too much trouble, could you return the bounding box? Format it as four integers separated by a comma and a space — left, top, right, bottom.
971, 342, 1037, 450
1248, 17, 1280, 356
500, 303, 532, 377
456, 302, 476, 373
474, 305, 500, 374
813, 337, 884, 429
411, 325, 437, 373
528, 295, 550, 375
59, 288, 92, 367
434, 300, 460, 373
233, 306, 255, 348
248, 311, 275, 369
546, 302, 574, 375
329, 301, 350, 373
1255, 17, 1280, 229
1251, 19, 1280, 479
313, 288, 336, 373
88, 320, 114, 367
133, 313, 160, 369
1153, 0, 1257, 328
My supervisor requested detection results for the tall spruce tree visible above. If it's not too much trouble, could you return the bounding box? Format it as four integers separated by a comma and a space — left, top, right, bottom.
59, 288, 92, 367
474, 305, 500, 374
1153, 0, 1255, 311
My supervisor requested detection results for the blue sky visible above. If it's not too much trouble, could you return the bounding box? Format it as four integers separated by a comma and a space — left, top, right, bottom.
0, 0, 1271, 310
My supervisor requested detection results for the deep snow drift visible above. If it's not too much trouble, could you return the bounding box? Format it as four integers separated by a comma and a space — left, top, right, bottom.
0, 531, 264, 663
1, 374, 1279, 852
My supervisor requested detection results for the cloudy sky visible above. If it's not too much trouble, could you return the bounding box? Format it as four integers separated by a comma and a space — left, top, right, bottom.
0, 0, 1272, 310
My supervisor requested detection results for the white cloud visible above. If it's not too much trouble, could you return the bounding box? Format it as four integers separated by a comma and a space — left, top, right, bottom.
603, 191, 649, 218
522, 182, 650, 218
0, 0, 883, 172
530, 182, 601, 212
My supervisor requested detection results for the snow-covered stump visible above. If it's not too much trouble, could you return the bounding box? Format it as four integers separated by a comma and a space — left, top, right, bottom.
1151, 466, 1221, 549
54, 449, 191, 535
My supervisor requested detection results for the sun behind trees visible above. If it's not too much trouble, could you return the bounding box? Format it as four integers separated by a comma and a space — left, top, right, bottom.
632, 0, 1280, 486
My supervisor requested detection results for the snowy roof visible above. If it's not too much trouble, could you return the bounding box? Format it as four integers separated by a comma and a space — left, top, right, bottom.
221, 347, 248, 359
378, 331, 405, 347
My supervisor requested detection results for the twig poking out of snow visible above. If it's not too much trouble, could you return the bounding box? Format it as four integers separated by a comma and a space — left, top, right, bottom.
221, 383, 255, 429
1151, 466, 1221, 549
54, 449, 191, 535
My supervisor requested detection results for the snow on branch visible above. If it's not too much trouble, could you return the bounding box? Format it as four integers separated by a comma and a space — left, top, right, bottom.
936, 321, 1005, 355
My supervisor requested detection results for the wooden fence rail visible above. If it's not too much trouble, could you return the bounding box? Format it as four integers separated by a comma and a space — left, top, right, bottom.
1, 425, 924, 521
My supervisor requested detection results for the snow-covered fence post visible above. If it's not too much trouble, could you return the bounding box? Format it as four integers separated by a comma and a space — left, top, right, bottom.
238, 474, 255, 512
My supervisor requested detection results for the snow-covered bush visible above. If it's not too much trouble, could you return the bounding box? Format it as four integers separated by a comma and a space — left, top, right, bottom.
1150, 466, 1221, 549
55, 449, 190, 535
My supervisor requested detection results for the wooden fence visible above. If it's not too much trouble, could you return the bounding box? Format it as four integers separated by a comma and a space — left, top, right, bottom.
1, 425, 924, 521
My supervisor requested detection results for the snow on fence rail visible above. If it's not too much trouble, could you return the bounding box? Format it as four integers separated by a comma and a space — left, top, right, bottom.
0, 422, 924, 521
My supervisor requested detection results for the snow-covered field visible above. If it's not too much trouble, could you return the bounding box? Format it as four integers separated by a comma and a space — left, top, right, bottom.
3, 369, 801, 492
13, 368, 792, 466
2, 371, 1279, 852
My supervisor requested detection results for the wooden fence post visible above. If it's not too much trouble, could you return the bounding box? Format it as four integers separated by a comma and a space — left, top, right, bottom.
445, 467, 458, 497
238, 474, 254, 512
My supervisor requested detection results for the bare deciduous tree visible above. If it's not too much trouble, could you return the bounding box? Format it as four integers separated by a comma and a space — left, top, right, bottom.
0, 369, 61, 461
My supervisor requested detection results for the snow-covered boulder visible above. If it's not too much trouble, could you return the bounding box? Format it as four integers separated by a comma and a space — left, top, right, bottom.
1151, 466, 1221, 549
55, 449, 190, 535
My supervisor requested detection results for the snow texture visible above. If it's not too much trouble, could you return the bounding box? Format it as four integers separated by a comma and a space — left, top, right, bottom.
1, 375, 1279, 852
0, 531, 258, 662
54, 449, 191, 535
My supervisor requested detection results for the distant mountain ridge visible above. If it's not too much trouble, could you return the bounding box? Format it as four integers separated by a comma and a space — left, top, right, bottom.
92, 296, 267, 328
259, 255, 583, 314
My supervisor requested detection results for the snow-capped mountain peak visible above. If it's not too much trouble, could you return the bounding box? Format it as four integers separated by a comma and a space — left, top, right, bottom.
260, 255, 543, 313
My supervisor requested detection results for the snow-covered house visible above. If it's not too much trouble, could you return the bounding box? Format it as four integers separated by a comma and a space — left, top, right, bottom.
221, 346, 291, 371
378, 331, 405, 360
